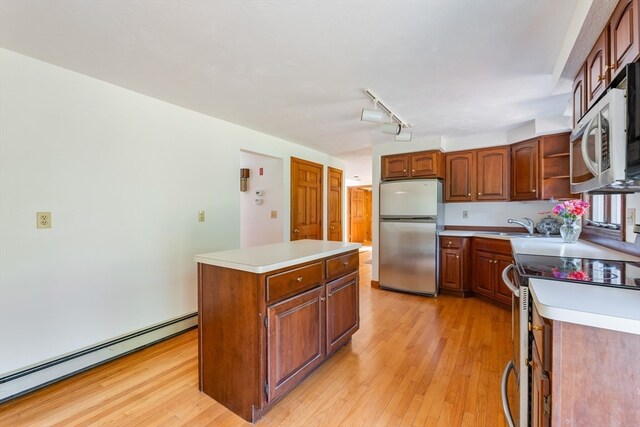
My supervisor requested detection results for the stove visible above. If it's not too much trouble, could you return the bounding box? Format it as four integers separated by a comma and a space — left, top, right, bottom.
514, 253, 640, 290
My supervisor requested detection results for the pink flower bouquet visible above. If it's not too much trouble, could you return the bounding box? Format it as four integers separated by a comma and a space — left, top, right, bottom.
552, 199, 590, 221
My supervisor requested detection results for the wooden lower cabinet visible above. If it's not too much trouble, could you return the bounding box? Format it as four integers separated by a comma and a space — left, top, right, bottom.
439, 237, 471, 296
326, 272, 359, 354
531, 302, 640, 426
198, 250, 360, 422
267, 286, 325, 402
471, 238, 513, 307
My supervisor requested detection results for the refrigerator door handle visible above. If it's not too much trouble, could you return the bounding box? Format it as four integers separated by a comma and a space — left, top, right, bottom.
501, 360, 517, 427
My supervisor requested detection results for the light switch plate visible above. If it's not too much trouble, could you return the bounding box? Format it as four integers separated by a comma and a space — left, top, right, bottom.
271, 210, 277, 219
198, 210, 205, 222
36, 212, 51, 229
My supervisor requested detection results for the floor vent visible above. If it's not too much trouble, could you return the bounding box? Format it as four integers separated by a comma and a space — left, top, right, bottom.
0, 313, 197, 403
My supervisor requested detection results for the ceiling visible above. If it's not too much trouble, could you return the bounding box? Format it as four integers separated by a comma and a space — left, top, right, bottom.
0, 1, 602, 158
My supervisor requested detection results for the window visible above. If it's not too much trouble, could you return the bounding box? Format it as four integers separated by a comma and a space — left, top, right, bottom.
583, 194, 624, 240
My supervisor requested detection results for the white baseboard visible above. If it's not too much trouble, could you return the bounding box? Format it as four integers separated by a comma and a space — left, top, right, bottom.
0, 313, 198, 403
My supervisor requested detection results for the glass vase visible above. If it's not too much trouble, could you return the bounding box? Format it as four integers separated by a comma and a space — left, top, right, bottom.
560, 217, 581, 244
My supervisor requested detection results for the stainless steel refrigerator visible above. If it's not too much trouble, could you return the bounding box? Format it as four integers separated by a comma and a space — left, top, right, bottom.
379, 179, 443, 296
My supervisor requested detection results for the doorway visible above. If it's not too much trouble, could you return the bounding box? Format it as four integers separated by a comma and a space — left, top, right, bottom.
348, 186, 372, 245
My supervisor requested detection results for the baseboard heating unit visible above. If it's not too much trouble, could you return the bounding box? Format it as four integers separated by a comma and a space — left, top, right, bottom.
0, 313, 197, 403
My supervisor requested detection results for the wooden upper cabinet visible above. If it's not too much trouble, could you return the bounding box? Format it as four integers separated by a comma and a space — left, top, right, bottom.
587, 28, 610, 109
445, 151, 475, 202
381, 151, 443, 180
511, 138, 539, 201
381, 154, 410, 180
610, 0, 640, 80
476, 147, 509, 201
573, 64, 587, 127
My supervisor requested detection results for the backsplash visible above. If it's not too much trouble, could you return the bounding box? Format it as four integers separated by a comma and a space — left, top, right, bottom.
444, 201, 558, 228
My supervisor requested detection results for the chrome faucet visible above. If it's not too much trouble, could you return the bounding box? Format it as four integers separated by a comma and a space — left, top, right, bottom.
508, 217, 535, 235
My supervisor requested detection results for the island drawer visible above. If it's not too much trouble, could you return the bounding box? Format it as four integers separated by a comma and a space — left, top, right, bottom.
267, 262, 323, 304
325, 251, 359, 281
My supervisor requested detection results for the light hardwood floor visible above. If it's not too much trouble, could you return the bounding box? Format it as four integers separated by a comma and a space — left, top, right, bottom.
0, 251, 512, 426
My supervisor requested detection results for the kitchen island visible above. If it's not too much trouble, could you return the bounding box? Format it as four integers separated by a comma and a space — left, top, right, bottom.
195, 240, 361, 422
510, 237, 640, 427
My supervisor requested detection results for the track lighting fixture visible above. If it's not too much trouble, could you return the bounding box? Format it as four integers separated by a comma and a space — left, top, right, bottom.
361, 108, 384, 123
361, 88, 413, 141
381, 123, 401, 135
396, 130, 412, 142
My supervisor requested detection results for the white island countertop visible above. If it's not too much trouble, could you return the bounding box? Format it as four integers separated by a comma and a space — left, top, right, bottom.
195, 240, 361, 273
529, 278, 640, 335
510, 237, 640, 334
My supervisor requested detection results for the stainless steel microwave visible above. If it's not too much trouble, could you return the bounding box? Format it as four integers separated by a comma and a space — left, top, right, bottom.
570, 89, 628, 194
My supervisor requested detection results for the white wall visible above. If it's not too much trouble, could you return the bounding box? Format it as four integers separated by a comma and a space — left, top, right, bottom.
0, 48, 344, 374
240, 151, 284, 247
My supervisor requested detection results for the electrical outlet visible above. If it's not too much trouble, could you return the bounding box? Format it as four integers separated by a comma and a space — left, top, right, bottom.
36, 212, 51, 229
198, 210, 206, 222
462, 210, 469, 219
627, 208, 636, 224
271, 210, 278, 219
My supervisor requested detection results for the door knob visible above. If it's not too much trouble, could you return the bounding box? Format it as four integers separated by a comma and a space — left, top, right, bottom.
330, 226, 335, 231
293, 228, 299, 233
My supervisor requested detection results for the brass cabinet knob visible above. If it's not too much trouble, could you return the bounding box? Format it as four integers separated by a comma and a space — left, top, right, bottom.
456, 255, 459, 259
447, 241, 451, 246
412, 169, 415, 173
531, 189, 536, 192
343, 260, 349, 266
598, 74, 605, 82
320, 297, 326, 302
403, 169, 407, 172
296, 276, 303, 282
468, 193, 471, 197
478, 192, 482, 196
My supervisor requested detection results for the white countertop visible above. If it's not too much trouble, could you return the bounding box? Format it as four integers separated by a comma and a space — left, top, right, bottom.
529, 278, 640, 335
511, 237, 640, 261
194, 240, 361, 273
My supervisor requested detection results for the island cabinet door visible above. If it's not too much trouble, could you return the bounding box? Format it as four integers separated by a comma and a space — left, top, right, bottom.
326, 272, 359, 355
266, 286, 325, 402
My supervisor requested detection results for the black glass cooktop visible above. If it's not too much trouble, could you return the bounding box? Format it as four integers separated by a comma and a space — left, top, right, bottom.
514, 253, 640, 290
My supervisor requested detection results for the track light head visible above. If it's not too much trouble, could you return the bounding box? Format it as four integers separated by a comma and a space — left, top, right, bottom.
361, 108, 384, 123
396, 130, 412, 142
381, 123, 401, 135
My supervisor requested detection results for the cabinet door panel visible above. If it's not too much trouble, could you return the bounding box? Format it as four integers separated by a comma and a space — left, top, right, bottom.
382, 155, 409, 180
587, 29, 609, 109
267, 286, 325, 401
511, 139, 539, 201
326, 272, 359, 354
610, 0, 640, 80
477, 147, 509, 201
472, 249, 494, 298
410, 152, 438, 177
494, 254, 514, 306
531, 343, 551, 427
445, 152, 475, 202
440, 248, 462, 291
573, 65, 587, 127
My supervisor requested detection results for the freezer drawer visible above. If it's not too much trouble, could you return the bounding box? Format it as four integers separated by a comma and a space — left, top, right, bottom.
379, 220, 438, 295
380, 180, 439, 217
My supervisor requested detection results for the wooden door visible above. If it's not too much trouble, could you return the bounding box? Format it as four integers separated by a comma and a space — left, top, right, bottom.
326, 272, 359, 354
494, 254, 514, 306
440, 248, 462, 291
511, 139, 539, 201
572, 64, 587, 128
348, 188, 365, 243
267, 286, 325, 402
364, 189, 372, 243
472, 250, 494, 298
476, 147, 509, 201
587, 29, 610, 109
381, 154, 409, 180
291, 157, 323, 241
445, 151, 475, 202
610, 0, 639, 81
327, 167, 343, 241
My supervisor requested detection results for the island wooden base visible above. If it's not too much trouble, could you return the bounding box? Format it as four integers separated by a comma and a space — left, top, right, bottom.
198, 249, 360, 423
